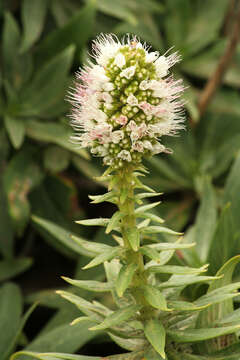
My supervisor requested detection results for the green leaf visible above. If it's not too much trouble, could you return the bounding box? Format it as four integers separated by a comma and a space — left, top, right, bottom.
115, 11, 163, 50
116, 263, 138, 297
106, 211, 123, 234
11, 352, 102, 360
20, 0, 48, 52
223, 152, 240, 234
138, 212, 164, 224
0, 174, 14, 258
71, 234, 112, 256
21, 46, 74, 116
19, 321, 99, 357
141, 226, 182, 236
36, 1, 96, 65
97, 0, 137, 24
82, 247, 121, 270
149, 242, 195, 251
0, 258, 32, 282
135, 201, 161, 214
108, 332, 147, 352
158, 275, 219, 289
62, 277, 113, 292
196, 256, 240, 353
2, 12, 20, 85
208, 204, 237, 274
140, 246, 162, 262
32, 215, 96, 258
4, 116, 25, 149
4, 149, 43, 233
142, 285, 170, 311
168, 325, 240, 343
25, 120, 88, 158
89, 191, 116, 204
182, 41, 240, 87
168, 301, 208, 312
89, 304, 141, 331
147, 264, 207, 275
194, 177, 217, 263
43, 146, 70, 173
75, 218, 109, 226
0, 283, 22, 359
125, 227, 140, 251
144, 319, 166, 358
4, 303, 38, 360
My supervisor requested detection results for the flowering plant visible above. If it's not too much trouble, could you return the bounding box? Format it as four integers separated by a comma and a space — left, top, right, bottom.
12, 34, 240, 360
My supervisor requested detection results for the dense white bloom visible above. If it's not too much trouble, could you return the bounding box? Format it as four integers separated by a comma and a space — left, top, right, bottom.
69, 34, 185, 168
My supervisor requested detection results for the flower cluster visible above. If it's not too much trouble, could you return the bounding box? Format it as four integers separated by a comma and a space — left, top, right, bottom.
69, 34, 185, 168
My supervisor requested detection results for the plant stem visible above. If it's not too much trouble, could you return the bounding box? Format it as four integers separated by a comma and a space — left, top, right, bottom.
114, 164, 155, 320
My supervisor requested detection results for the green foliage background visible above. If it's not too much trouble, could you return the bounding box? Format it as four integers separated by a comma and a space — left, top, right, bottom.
1, 0, 240, 358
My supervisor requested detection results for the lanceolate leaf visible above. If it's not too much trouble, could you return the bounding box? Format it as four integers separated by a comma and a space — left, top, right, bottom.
108, 332, 147, 352
116, 263, 138, 297
0, 283, 22, 359
147, 264, 207, 275
89, 305, 141, 331
125, 227, 140, 251
168, 325, 240, 343
141, 226, 182, 236
82, 247, 122, 270
62, 277, 113, 292
20, 0, 48, 52
11, 352, 102, 360
144, 319, 166, 358
32, 216, 97, 257
106, 211, 123, 234
196, 256, 240, 353
135, 201, 161, 214
76, 218, 109, 226
142, 284, 170, 311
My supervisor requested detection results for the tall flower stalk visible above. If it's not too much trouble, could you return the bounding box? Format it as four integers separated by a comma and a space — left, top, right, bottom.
53, 35, 240, 359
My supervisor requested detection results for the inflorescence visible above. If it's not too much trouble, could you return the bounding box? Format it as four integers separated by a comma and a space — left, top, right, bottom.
69, 34, 185, 169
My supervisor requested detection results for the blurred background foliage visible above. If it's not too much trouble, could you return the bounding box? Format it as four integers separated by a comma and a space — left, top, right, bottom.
1, 0, 240, 358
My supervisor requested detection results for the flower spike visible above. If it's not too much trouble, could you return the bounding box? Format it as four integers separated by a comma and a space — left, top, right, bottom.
69, 33, 185, 169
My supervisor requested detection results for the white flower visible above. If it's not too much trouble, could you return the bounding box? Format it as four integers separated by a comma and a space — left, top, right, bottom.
118, 150, 132, 162
127, 94, 138, 106
112, 130, 124, 144
114, 53, 126, 68
102, 92, 113, 103
145, 51, 159, 63
103, 82, 115, 91
116, 115, 128, 126
120, 66, 136, 79
139, 80, 150, 90
155, 56, 169, 78
143, 140, 153, 150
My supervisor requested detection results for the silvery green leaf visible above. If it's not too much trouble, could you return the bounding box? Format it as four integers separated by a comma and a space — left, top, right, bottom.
89, 305, 142, 331
116, 263, 138, 297
106, 211, 123, 234
168, 324, 240, 343
82, 247, 122, 270
89, 191, 116, 204
108, 332, 147, 352
144, 319, 166, 358
135, 201, 161, 214
71, 234, 112, 256
142, 284, 170, 311
76, 218, 109, 226
141, 226, 182, 236
138, 212, 164, 224
61, 277, 113, 292
147, 264, 208, 275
